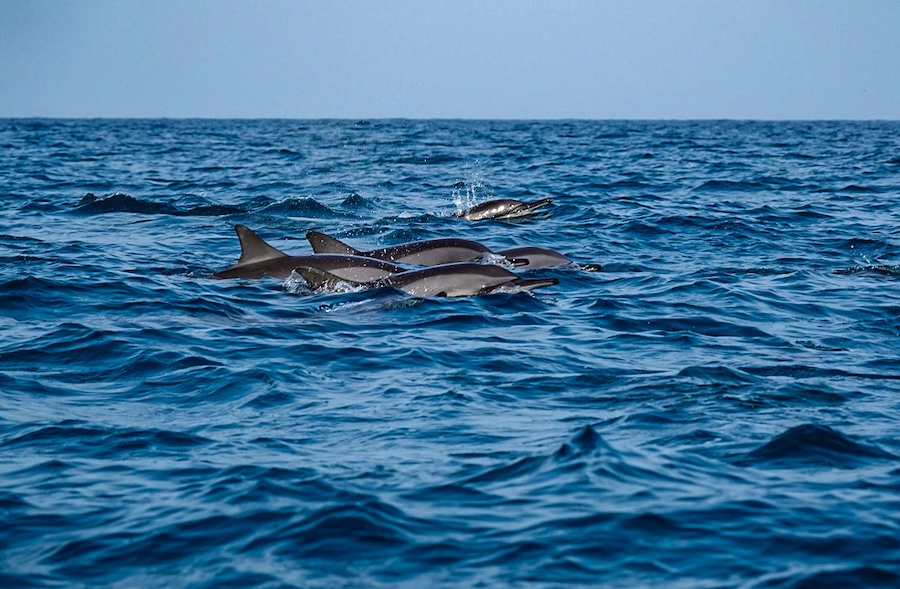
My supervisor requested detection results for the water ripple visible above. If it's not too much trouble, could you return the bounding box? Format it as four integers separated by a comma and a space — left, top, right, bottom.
3, 119, 900, 588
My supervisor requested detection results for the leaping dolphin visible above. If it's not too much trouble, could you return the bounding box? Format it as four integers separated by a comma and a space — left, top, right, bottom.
306, 231, 515, 266
295, 263, 559, 298
212, 225, 406, 280
454, 197, 552, 221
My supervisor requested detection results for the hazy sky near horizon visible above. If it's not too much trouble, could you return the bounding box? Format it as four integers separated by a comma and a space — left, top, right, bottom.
2, 0, 898, 119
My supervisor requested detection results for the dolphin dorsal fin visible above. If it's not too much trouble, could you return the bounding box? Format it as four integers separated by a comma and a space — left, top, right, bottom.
306, 231, 362, 256
234, 225, 288, 266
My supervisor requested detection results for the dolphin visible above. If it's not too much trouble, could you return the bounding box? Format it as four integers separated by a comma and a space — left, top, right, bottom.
295, 262, 559, 298
454, 197, 553, 221
306, 231, 517, 266
492, 246, 602, 271
212, 225, 407, 280
495, 246, 574, 270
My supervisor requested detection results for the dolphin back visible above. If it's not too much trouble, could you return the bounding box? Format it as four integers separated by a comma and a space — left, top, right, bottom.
509, 277, 559, 292
505, 197, 553, 219
478, 277, 559, 294
496, 246, 572, 269
306, 231, 362, 256
459, 197, 553, 221
294, 266, 362, 290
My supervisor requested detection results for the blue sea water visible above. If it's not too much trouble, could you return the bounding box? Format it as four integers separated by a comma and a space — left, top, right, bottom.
1, 119, 900, 588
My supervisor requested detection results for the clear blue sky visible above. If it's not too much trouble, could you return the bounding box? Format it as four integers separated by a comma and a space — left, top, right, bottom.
1, 0, 898, 119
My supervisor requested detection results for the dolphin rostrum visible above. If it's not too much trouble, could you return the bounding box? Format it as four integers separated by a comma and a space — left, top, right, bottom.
454, 197, 553, 221
295, 263, 559, 298
212, 225, 407, 280
306, 231, 518, 267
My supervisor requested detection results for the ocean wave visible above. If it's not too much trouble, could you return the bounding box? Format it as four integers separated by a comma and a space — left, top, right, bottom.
73, 193, 247, 216
258, 196, 348, 218
4, 119, 900, 588
732, 424, 896, 468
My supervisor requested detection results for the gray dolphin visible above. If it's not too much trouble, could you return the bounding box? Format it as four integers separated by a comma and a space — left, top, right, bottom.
454, 197, 553, 221
496, 246, 574, 270
306, 231, 512, 266
212, 225, 406, 280
295, 262, 559, 297
493, 246, 602, 271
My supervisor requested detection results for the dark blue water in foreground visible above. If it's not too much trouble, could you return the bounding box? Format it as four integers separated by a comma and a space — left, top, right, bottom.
2, 119, 900, 588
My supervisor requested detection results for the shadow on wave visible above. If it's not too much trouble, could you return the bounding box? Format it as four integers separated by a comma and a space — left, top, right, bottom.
74, 193, 247, 216
730, 424, 896, 468
240, 501, 421, 560
451, 425, 683, 493
749, 566, 900, 589
834, 265, 900, 277
72, 193, 353, 219
2, 421, 212, 459
742, 364, 900, 381
595, 315, 776, 339
18, 462, 453, 584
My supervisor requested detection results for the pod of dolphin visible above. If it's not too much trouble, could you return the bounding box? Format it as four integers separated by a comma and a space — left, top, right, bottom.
213, 197, 599, 297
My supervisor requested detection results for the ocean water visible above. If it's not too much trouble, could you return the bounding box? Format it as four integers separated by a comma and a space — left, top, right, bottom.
2, 119, 900, 588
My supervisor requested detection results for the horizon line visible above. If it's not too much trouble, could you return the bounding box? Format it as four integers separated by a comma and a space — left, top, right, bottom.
2, 116, 899, 123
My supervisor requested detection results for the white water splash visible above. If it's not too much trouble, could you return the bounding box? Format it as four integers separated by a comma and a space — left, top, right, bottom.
282, 270, 361, 296
282, 270, 311, 294
451, 161, 492, 214
477, 253, 519, 269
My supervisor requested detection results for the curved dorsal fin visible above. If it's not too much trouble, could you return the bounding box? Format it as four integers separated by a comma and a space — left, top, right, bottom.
306, 231, 362, 256
234, 224, 288, 266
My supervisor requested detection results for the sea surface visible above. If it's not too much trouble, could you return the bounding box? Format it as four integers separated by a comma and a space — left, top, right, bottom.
2, 119, 900, 588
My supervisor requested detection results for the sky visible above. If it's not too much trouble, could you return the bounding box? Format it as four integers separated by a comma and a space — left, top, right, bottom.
1, 0, 898, 119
